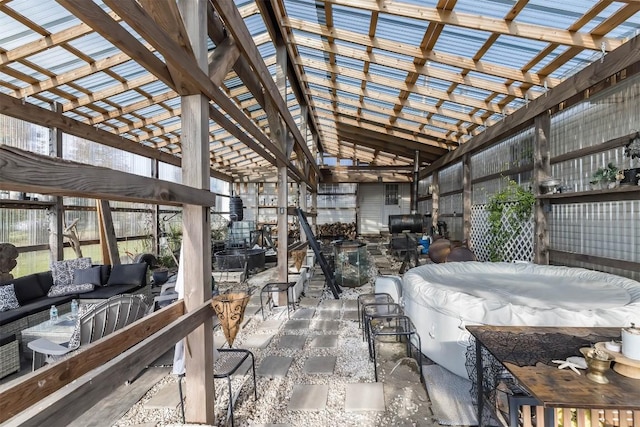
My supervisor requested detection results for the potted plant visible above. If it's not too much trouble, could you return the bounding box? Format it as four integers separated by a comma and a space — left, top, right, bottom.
590, 162, 621, 189
621, 132, 640, 185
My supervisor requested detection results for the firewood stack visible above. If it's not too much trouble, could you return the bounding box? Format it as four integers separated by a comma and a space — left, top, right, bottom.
317, 222, 357, 240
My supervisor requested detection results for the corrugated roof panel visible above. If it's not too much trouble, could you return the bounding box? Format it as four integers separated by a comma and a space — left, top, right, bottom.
455, 0, 512, 19
334, 55, 364, 71
483, 35, 549, 70
377, 48, 417, 64
1, 0, 78, 48
433, 26, 489, 61
66, 32, 119, 61
139, 81, 171, 96
440, 100, 474, 115
331, 4, 371, 33
107, 90, 145, 106
516, 0, 593, 28
365, 98, 395, 110
375, 13, 429, 46
109, 61, 149, 80
365, 81, 399, 97
3, 62, 46, 84
73, 72, 119, 93
25, 46, 82, 75
335, 74, 362, 88
368, 63, 406, 82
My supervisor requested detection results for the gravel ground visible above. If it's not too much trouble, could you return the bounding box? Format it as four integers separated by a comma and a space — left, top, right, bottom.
115, 250, 435, 426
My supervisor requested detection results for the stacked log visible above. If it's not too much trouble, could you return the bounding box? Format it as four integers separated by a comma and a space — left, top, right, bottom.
317, 222, 357, 240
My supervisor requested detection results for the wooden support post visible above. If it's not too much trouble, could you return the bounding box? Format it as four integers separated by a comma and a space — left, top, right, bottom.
431, 171, 440, 232
96, 200, 120, 265
152, 158, 161, 257
48, 103, 64, 263
534, 112, 551, 265
178, 0, 214, 423
463, 154, 472, 244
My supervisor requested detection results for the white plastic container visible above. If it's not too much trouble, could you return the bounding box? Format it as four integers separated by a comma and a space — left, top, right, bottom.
621, 323, 640, 361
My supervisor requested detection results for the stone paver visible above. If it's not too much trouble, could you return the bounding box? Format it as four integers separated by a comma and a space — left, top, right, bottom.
344, 300, 358, 310
251, 424, 291, 427
241, 334, 273, 349
342, 310, 359, 321
318, 300, 342, 310
257, 356, 293, 378
303, 356, 336, 374
311, 320, 340, 331
257, 319, 284, 331
309, 335, 338, 348
313, 310, 336, 320
306, 290, 323, 298
287, 384, 329, 411
345, 383, 385, 411
283, 319, 310, 330
144, 382, 180, 409
277, 335, 307, 349
292, 308, 315, 319
299, 298, 320, 308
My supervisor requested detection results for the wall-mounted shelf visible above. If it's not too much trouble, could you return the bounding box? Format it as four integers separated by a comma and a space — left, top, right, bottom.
537, 185, 640, 204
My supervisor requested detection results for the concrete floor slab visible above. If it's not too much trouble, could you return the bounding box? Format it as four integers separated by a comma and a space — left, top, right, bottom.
292, 308, 315, 319
303, 356, 336, 374
257, 356, 293, 378
277, 335, 307, 349
283, 320, 310, 330
311, 320, 340, 331
309, 335, 338, 348
345, 383, 385, 412
306, 290, 323, 298
313, 310, 337, 320
287, 384, 329, 411
241, 334, 273, 349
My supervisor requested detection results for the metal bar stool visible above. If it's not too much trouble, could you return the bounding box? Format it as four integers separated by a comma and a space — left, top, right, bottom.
356, 293, 393, 331
362, 302, 403, 355
260, 282, 296, 320
369, 314, 422, 382
178, 348, 257, 427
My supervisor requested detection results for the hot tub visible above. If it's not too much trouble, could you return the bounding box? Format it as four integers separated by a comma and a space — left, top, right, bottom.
403, 262, 640, 378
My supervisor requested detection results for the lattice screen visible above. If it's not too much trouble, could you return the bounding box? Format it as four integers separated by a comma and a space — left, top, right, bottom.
470, 203, 534, 262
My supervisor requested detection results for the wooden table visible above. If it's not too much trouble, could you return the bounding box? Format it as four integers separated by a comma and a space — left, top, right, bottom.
467, 326, 640, 427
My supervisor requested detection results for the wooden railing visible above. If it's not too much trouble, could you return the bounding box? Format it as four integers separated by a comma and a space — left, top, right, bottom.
0, 300, 214, 426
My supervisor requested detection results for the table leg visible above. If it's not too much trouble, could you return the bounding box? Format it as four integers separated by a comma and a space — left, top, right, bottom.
476, 337, 484, 426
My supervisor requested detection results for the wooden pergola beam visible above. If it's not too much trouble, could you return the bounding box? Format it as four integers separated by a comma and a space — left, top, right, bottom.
0, 145, 217, 206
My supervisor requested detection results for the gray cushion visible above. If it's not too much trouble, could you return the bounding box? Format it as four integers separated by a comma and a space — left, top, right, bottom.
80, 284, 143, 300
106, 263, 147, 287
0, 284, 20, 312
73, 266, 102, 287
0, 295, 74, 326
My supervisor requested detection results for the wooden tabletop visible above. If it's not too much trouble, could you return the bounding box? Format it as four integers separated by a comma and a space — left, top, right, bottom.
467, 325, 640, 410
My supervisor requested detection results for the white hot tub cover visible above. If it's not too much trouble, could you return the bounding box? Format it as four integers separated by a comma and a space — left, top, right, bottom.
402, 262, 640, 378
403, 262, 640, 327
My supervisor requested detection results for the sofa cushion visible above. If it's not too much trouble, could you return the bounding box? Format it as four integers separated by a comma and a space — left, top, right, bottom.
79, 283, 144, 300
36, 272, 54, 294
48, 282, 94, 297
96, 265, 111, 286
10, 275, 45, 305
51, 257, 92, 288
0, 284, 20, 312
106, 263, 147, 287
73, 266, 102, 287
0, 295, 74, 326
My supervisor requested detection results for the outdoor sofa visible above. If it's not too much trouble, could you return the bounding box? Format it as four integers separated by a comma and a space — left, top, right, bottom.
0, 260, 149, 344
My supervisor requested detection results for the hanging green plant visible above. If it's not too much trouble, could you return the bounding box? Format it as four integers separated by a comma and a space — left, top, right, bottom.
486, 179, 535, 262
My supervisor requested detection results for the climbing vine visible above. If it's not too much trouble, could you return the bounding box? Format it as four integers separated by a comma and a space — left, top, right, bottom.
486, 179, 535, 262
